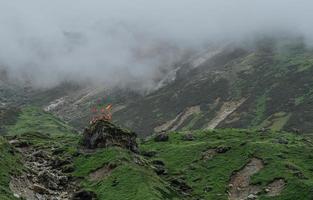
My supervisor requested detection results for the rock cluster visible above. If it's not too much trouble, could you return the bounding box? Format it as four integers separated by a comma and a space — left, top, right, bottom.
9, 142, 81, 200
82, 120, 138, 152
154, 132, 169, 142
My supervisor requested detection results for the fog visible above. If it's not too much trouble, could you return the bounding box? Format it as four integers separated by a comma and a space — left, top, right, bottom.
0, 0, 312, 91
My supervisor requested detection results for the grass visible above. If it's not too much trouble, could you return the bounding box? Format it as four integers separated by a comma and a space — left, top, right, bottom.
5, 106, 76, 136
141, 129, 313, 199
1, 105, 313, 199
258, 112, 291, 131
250, 94, 267, 127
73, 147, 180, 200
0, 137, 22, 200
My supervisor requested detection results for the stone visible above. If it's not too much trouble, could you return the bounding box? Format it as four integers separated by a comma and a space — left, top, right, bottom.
82, 120, 138, 152
62, 165, 75, 173
170, 178, 192, 194
204, 185, 212, 192
215, 146, 231, 153
141, 150, 157, 157
154, 133, 169, 142
9, 139, 29, 148
38, 170, 59, 190
182, 133, 194, 141
247, 194, 257, 199
151, 160, 165, 166
32, 184, 50, 194
71, 190, 96, 200
277, 138, 288, 145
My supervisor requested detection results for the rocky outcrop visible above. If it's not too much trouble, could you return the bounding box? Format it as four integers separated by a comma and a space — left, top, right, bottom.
154, 132, 169, 142
82, 120, 138, 152
9, 141, 79, 200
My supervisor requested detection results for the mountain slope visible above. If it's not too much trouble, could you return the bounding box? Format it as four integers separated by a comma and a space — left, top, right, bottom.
1, 109, 313, 199
2, 38, 313, 138
111, 39, 313, 136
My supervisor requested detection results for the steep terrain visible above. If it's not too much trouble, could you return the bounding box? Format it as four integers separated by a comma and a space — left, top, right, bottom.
108, 38, 313, 136
6, 38, 312, 137
1, 107, 313, 199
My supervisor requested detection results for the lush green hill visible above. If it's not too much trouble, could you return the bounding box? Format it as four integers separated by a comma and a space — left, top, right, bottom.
0, 137, 22, 200
1, 107, 313, 199
2, 106, 76, 136
141, 129, 313, 199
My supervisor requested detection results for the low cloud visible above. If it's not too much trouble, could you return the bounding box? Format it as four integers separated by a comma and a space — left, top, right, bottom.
0, 0, 312, 90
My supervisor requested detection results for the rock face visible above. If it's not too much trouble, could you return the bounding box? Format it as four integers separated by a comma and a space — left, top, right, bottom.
82, 120, 138, 152
9, 142, 78, 200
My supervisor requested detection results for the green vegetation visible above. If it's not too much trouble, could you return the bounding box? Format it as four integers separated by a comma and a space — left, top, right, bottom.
141, 129, 313, 199
5, 107, 76, 136
259, 112, 291, 131
1, 105, 313, 199
73, 147, 179, 200
251, 94, 267, 127
0, 137, 22, 200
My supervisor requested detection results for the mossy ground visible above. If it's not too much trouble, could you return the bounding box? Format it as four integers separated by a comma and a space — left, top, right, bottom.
141, 129, 313, 200
1, 107, 313, 199
5, 106, 76, 136
0, 137, 22, 200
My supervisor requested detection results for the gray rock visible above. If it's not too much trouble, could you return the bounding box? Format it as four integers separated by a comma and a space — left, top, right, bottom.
154, 133, 169, 142
82, 120, 138, 152
32, 184, 50, 194
182, 133, 194, 141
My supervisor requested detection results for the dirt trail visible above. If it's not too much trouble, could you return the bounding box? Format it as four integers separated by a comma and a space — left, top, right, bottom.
9, 140, 78, 200
228, 158, 264, 200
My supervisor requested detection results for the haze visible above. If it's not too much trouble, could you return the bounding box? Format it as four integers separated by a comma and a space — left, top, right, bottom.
0, 0, 312, 90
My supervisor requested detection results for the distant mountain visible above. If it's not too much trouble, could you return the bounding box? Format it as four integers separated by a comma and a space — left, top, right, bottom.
2, 37, 313, 137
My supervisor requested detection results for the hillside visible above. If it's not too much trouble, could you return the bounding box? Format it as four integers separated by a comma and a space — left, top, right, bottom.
1, 108, 313, 199
112, 38, 313, 136
5, 38, 311, 137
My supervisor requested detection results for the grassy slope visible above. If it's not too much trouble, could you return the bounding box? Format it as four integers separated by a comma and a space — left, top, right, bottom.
11, 133, 179, 200
0, 137, 22, 200
5, 106, 76, 136
110, 40, 313, 135
141, 129, 313, 200
73, 147, 179, 200
2, 106, 313, 199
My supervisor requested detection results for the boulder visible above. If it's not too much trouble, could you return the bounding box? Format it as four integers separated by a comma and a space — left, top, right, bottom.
9, 139, 29, 148
71, 190, 96, 200
182, 133, 194, 141
247, 194, 257, 199
141, 150, 157, 157
151, 160, 167, 175
154, 133, 169, 142
32, 184, 50, 194
215, 146, 231, 153
82, 120, 138, 152
277, 138, 288, 145
170, 178, 192, 194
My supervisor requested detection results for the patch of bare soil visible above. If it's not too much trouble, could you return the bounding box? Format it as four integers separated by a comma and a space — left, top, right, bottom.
89, 164, 117, 182
228, 158, 264, 200
265, 178, 286, 197
9, 141, 79, 200
228, 159, 286, 200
